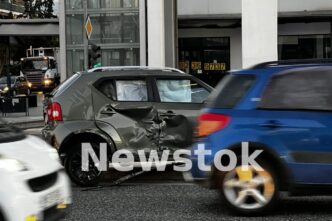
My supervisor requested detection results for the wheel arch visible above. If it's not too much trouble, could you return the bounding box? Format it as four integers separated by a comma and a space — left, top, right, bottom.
59, 130, 116, 160
210, 142, 293, 191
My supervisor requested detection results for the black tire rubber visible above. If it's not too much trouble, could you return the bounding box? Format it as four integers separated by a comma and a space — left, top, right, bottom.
219, 158, 280, 216
0, 210, 5, 221
64, 142, 105, 187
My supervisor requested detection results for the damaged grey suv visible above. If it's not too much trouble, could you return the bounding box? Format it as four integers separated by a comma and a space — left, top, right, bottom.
42, 67, 212, 186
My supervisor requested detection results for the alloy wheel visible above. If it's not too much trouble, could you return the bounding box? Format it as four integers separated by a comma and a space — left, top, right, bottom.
223, 165, 275, 210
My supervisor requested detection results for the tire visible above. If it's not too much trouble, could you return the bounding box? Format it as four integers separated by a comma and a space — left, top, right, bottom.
0, 210, 5, 221
219, 158, 280, 216
64, 142, 105, 187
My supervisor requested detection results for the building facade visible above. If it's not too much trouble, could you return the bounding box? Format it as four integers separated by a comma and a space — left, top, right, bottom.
61, 0, 141, 76
178, 0, 332, 85
0, 0, 24, 18
59, 0, 332, 84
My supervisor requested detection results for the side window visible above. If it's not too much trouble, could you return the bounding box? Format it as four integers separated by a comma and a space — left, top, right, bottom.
99, 80, 117, 100
50, 60, 56, 69
156, 79, 210, 103
97, 79, 148, 102
259, 69, 332, 111
116, 80, 148, 101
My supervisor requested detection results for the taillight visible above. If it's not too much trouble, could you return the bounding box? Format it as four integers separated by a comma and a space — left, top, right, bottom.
196, 113, 230, 137
47, 102, 63, 122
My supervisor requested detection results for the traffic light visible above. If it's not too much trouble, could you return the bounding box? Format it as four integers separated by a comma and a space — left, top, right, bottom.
88, 43, 101, 69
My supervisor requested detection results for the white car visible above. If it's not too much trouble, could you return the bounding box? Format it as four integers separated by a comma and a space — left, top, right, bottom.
0, 124, 71, 221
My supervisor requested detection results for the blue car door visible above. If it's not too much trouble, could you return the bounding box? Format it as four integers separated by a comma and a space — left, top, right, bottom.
256, 67, 332, 184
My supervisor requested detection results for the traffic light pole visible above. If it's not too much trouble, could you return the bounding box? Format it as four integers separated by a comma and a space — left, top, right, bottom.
6, 37, 11, 98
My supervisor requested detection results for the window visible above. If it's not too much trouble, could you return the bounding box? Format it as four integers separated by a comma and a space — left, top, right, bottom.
66, 50, 84, 75
259, 68, 332, 111
98, 79, 148, 102
88, 0, 138, 9
156, 79, 210, 103
101, 49, 139, 66
178, 37, 230, 87
207, 74, 256, 109
89, 13, 139, 44
66, 0, 83, 9
278, 35, 331, 60
50, 59, 56, 69
21, 60, 48, 70
52, 73, 80, 97
66, 14, 84, 45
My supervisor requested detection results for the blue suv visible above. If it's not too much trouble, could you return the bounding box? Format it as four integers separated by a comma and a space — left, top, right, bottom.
190, 59, 332, 215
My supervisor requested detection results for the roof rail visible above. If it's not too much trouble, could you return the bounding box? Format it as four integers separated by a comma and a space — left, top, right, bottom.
88, 66, 185, 74
251, 59, 332, 69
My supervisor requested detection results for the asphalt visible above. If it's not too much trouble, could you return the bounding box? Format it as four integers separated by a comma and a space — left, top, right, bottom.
63, 184, 332, 221
24, 129, 332, 221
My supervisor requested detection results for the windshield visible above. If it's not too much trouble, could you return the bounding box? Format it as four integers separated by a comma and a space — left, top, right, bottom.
22, 60, 49, 70
0, 120, 25, 143
0, 77, 15, 85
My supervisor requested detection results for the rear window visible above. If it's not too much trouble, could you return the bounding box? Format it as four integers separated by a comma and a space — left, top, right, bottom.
0, 121, 25, 143
206, 74, 256, 109
51, 73, 80, 96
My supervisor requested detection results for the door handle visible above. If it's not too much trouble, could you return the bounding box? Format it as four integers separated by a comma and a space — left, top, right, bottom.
259, 120, 283, 129
159, 110, 176, 117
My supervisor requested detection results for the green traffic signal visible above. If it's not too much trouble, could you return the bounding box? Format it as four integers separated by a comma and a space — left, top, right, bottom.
88, 43, 101, 69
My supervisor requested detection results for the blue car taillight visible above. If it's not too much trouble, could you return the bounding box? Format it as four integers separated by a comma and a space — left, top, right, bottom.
196, 113, 231, 138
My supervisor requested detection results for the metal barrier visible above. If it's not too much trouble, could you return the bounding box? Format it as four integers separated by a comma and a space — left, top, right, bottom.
0, 96, 29, 116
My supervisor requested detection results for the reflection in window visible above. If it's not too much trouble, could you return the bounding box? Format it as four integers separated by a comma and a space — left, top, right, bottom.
66, 50, 84, 76
279, 35, 331, 60
89, 13, 139, 44
88, 0, 139, 9
102, 49, 139, 66
66, 0, 83, 9
66, 14, 84, 45
157, 79, 210, 103
116, 80, 148, 101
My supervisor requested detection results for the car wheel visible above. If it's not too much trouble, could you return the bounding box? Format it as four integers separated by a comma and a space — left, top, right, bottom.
64, 143, 105, 187
0, 210, 5, 221
220, 159, 279, 216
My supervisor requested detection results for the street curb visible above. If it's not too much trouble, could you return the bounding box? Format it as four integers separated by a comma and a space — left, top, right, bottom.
13, 121, 44, 129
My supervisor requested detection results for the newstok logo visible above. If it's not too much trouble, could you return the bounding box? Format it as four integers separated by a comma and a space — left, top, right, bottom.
81, 142, 263, 172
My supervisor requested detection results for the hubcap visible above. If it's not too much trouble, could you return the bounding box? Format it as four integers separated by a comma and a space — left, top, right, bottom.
223, 166, 275, 210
